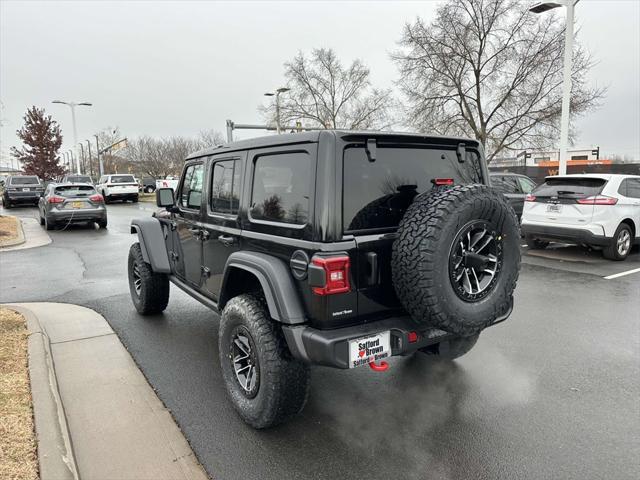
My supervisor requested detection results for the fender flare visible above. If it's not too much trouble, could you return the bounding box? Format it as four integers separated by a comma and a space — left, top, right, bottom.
220, 251, 306, 325
130, 217, 171, 274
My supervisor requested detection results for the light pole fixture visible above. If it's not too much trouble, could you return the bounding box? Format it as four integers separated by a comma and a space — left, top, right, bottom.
52, 100, 92, 174
94, 134, 103, 177
530, 0, 580, 175
264, 87, 290, 134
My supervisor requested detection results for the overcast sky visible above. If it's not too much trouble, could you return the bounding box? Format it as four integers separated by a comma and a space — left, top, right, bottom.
1, 0, 639, 166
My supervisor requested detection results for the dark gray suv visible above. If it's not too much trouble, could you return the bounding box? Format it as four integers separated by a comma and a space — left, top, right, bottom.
2, 175, 44, 207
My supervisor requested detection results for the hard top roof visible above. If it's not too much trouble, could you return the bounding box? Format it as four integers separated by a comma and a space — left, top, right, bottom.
186, 130, 480, 160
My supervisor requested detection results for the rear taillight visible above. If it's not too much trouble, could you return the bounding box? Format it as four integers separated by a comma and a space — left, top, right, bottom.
311, 255, 351, 296
577, 195, 618, 205
89, 194, 104, 202
433, 178, 454, 186
525, 194, 536, 202
48, 196, 64, 204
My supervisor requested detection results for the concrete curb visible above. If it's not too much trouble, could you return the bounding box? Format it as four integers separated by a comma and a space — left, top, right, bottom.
0, 214, 25, 248
8, 305, 79, 480
8, 302, 209, 480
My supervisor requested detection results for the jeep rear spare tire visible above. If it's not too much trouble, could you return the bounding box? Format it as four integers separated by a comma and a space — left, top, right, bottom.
392, 184, 520, 336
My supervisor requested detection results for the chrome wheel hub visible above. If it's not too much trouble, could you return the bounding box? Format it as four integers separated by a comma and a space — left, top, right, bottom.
132, 262, 142, 295
617, 230, 631, 256
230, 328, 259, 398
449, 221, 503, 302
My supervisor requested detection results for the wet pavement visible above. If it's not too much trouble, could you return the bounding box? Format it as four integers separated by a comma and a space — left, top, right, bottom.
1, 202, 639, 480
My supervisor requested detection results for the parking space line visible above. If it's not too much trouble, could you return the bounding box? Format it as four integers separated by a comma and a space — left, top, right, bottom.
604, 268, 640, 280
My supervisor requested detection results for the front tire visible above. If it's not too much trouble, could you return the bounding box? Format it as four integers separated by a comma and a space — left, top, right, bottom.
128, 243, 169, 314
603, 224, 632, 261
219, 294, 310, 429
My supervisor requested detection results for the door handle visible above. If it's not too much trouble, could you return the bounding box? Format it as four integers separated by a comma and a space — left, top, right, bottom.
218, 235, 235, 246
200, 230, 210, 240
188, 227, 201, 238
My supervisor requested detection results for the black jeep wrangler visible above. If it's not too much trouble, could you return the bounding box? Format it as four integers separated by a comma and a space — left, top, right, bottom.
128, 130, 520, 428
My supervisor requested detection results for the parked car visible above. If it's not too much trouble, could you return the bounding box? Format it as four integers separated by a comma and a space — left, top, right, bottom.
490, 172, 536, 218
61, 174, 94, 185
96, 174, 139, 203
2, 175, 44, 207
38, 183, 107, 230
128, 130, 521, 428
155, 176, 179, 191
521, 174, 640, 260
140, 177, 156, 194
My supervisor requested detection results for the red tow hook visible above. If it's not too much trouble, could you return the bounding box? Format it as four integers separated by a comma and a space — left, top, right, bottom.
369, 360, 389, 372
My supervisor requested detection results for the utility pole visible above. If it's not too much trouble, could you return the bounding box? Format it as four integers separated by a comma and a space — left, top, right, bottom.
86, 139, 93, 178
94, 134, 103, 177
52, 100, 92, 174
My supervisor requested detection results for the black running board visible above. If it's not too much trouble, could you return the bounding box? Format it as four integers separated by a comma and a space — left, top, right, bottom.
168, 275, 219, 313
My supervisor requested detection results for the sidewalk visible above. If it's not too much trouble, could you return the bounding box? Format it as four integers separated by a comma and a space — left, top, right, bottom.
0, 217, 51, 251
7, 303, 208, 480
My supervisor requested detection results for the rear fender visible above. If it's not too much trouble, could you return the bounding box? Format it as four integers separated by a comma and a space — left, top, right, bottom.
130, 217, 171, 273
220, 251, 306, 325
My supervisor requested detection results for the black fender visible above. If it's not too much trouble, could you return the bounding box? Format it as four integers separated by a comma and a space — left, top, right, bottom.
220, 251, 306, 324
130, 217, 171, 274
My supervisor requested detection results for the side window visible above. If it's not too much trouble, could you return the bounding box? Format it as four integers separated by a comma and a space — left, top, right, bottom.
210, 160, 241, 215
518, 177, 535, 194
618, 179, 628, 197
179, 163, 204, 209
626, 179, 640, 199
250, 152, 310, 225
502, 176, 521, 194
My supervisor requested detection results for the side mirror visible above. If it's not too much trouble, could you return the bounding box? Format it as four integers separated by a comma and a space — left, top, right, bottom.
156, 188, 175, 208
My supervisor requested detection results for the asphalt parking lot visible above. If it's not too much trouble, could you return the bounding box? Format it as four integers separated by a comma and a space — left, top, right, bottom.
1, 202, 639, 480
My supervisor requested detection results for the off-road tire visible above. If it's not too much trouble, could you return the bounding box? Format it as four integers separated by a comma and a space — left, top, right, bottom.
392, 184, 520, 336
419, 334, 479, 360
128, 242, 169, 314
219, 294, 310, 429
603, 223, 632, 261
525, 234, 549, 250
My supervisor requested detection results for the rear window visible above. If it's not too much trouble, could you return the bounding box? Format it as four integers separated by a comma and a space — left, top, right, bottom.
66, 175, 92, 183
533, 178, 606, 198
10, 176, 40, 185
343, 145, 483, 232
54, 185, 96, 197
110, 175, 135, 183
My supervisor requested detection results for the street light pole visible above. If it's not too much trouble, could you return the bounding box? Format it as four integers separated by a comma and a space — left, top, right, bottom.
52, 100, 92, 174
94, 134, 103, 177
530, 0, 579, 176
264, 87, 290, 134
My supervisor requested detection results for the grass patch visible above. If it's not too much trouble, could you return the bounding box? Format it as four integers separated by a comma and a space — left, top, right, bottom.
139, 192, 156, 203
0, 216, 20, 246
0, 307, 38, 480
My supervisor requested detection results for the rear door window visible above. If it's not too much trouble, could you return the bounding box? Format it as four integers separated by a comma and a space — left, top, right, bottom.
250, 152, 310, 225
211, 160, 242, 215
518, 177, 536, 194
343, 145, 483, 232
626, 179, 640, 198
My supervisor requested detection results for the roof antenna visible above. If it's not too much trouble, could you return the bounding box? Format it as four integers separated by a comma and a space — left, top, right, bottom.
365, 138, 377, 162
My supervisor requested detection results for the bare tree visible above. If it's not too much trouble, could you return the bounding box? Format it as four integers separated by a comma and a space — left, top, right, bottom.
262, 48, 394, 130
394, 0, 604, 162
197, 129, 225, 148
126, 136, 202, 178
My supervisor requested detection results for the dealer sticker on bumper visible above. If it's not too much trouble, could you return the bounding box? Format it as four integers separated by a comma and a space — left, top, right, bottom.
348, 331, 391, 368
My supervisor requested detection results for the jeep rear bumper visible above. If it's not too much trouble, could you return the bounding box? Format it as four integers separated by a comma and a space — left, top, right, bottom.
282, 297, 513, 369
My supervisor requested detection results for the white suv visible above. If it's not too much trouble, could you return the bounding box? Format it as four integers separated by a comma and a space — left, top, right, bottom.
96, 174, 139, 204
521, 174, 640, 260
